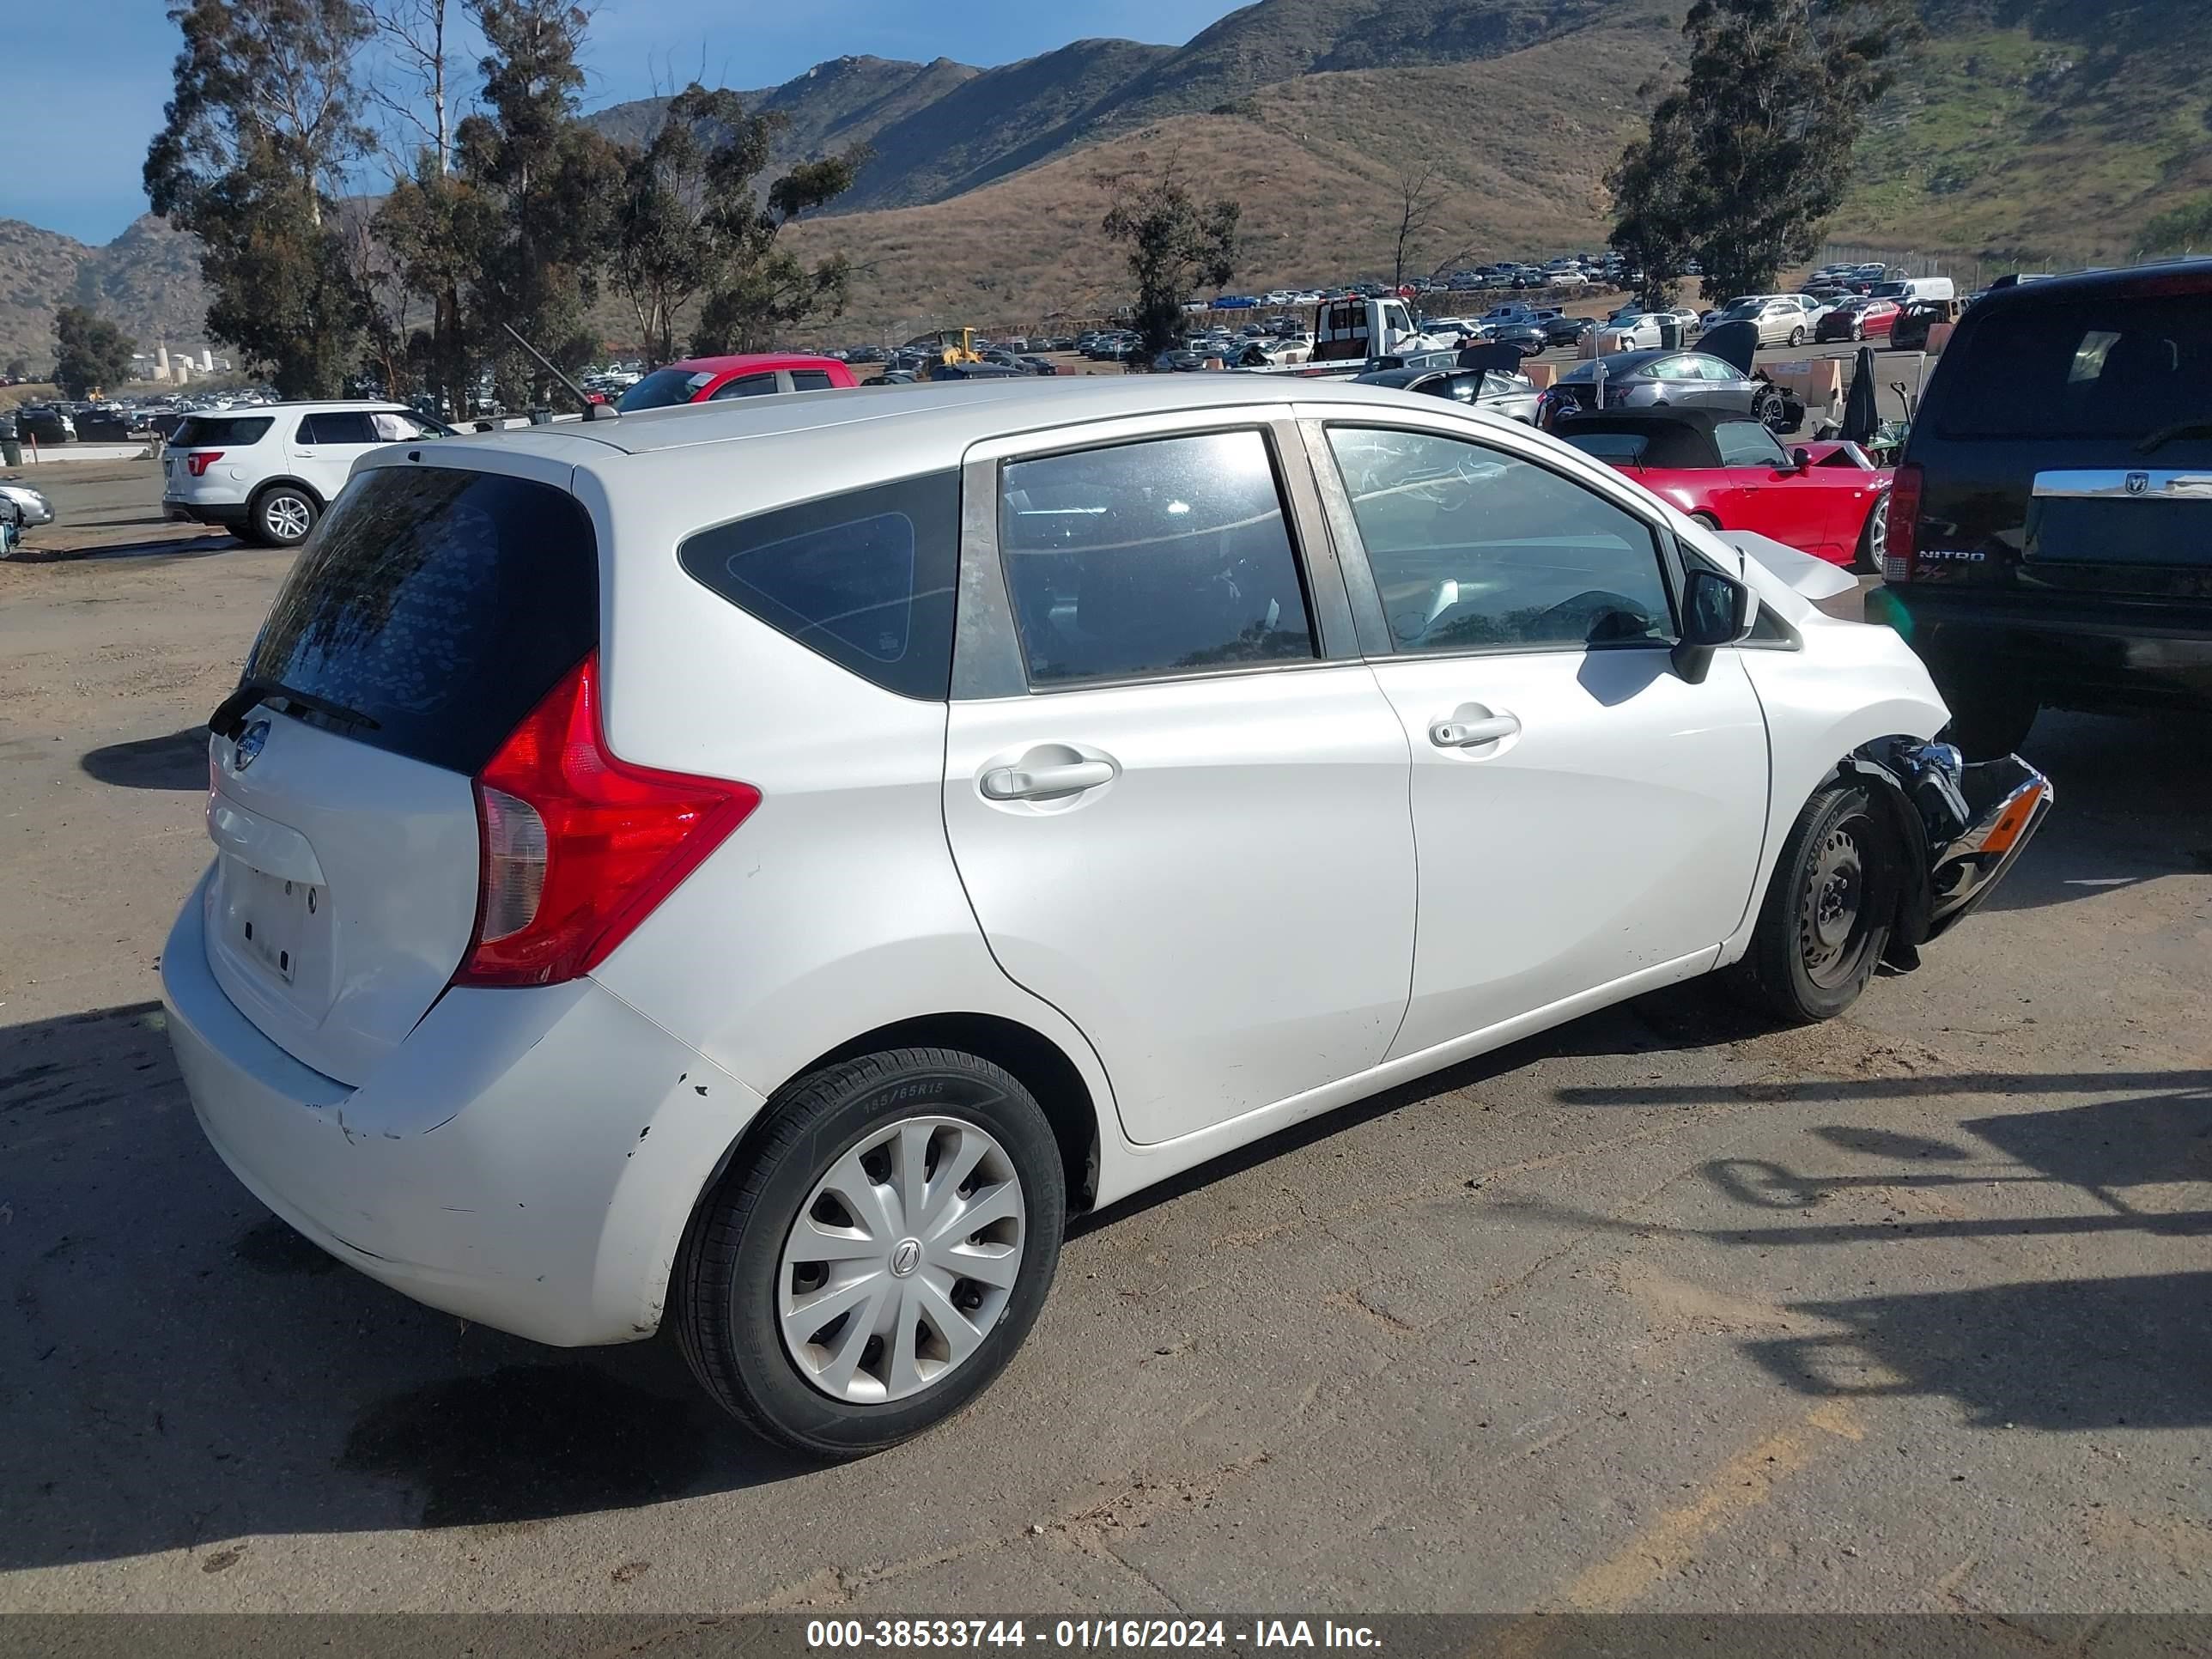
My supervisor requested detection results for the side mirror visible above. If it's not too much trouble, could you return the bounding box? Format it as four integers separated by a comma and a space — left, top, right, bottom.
1790, 446, 1813, 471
1674, 567, 1754, 684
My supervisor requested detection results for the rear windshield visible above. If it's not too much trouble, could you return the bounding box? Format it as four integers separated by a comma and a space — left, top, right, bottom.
243, 466, 598, 774
172, 416, 273, 447
1559, 431, 1651, 463
1936, 291, 2212, 441
617, 367, 715, 411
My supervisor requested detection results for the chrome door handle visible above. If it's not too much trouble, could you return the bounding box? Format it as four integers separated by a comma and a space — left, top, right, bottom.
1430, 713, 1520, 748
980, 759, 1116, 801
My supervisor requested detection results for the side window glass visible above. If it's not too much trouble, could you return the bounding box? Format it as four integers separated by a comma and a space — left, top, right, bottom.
1714, 421, 1790, 469
1323, 426, 1674, 653
997, 429, 1316, 687
678, 471, 961, 700
788, 369, 836, 392
708, 374, 777, 401
307, 412, 379, 444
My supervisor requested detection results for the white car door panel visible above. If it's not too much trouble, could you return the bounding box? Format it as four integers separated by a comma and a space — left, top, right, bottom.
943, 422, 1415, 1146
1369, 647, 1767, 1057
1310, 417, 1770, 1058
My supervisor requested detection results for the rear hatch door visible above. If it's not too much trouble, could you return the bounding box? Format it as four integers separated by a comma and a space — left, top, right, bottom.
200, 450, 599, 1085
1911, 276, 2212, 600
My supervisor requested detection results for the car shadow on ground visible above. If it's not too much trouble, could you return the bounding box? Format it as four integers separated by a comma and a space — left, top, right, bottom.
1496, 1075, 2212, 1433
1975, 708, 2212, 916
0, 1001, 814, 1572
81, 726, 210, 790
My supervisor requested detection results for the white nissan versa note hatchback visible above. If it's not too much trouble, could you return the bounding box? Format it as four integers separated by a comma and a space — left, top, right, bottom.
162, 376, 2050, 1454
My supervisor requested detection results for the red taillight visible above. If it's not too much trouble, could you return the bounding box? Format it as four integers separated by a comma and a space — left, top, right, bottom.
453, 653, 760, 988
185, 450, 223, 476
1883, 462, 1921, 583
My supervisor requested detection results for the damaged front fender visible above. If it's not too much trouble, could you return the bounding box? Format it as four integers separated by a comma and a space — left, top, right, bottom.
1844, 738, 2055, 969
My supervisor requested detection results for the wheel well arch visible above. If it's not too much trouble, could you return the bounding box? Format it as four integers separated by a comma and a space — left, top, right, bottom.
711, 1012, 1103, 1218
248, 476, 325, 509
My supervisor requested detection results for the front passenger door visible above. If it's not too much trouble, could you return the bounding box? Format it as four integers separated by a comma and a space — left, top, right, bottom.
1311, 420, 1770, 1060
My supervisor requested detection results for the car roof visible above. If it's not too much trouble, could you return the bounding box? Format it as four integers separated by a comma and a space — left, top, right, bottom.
438, 374, 1446, 462
656, 353, 846, 375
186, 399, 412, 413
1554, 407, 1759, 434
1962, 256, 2212, 316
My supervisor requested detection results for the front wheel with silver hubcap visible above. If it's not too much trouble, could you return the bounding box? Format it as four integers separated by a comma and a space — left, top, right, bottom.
675, 1048, 1065, 1455
1727, 781, 1893, 1024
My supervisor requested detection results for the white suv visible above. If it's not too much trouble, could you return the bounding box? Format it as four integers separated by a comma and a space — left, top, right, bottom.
161, 377, 2049, 1453
162, 401, 451, 546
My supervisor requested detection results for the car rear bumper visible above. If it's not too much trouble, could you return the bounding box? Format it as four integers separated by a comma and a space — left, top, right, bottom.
161, 867, 765, 1347
163, 498, 252, 528
1868, 584, 2212, 712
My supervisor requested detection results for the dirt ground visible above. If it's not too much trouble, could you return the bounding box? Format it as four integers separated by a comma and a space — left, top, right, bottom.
0, 459, 2206, 1621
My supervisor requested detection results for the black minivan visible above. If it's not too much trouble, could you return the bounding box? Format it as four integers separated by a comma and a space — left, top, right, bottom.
1867, 261, 2212, 757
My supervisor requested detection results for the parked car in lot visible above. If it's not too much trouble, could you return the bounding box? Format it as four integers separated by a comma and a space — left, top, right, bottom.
1888, 299, 1960, 353
1353, 355, 1542, 423
1545, 348, 1781, 425
1554, 408, 1892, 568
162, 402, 453, 545
163, 374, 2048, 1454
1867, 258, 2212, 757
1814, 296, 1900, 343
1712, 297, 1811, 349
1486, 322, 1549, 358
15, 405, 76, 444
617, 353, 857, 411
1600, 313, 1668, 350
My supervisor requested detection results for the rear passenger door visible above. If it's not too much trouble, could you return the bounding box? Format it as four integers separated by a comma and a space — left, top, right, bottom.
941, 415, 1417, 1146
289, 410, 383, 503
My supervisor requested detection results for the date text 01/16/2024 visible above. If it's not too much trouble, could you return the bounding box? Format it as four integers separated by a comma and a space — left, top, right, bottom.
805, 1620, 1382, 1650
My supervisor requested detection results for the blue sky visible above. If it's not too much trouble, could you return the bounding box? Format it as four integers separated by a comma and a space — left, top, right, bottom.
4, 0, 1243, 246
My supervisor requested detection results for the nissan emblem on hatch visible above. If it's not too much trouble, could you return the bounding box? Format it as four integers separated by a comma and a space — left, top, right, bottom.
233, 719, 270, 771
2125, 471, 2151, 496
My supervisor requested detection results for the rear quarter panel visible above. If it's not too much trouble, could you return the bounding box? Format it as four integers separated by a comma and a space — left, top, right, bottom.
574, 436, 1119, 1152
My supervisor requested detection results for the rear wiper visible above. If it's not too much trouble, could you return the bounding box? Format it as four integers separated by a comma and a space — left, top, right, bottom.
2137, 417, 2212, 456
209, 678, 381, 739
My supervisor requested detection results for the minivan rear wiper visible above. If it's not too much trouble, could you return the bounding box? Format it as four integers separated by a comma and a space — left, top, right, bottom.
2137, 417, 2212, 456
209, 678, 381, 740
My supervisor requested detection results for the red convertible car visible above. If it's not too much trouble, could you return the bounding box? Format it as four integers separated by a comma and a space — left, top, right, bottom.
1553, 408, 1893, 569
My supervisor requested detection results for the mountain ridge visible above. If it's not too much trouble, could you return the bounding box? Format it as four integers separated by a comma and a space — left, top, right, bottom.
3, 0, 2205, 369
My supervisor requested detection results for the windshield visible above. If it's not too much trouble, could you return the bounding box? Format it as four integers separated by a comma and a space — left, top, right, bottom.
617, 366, 716, 411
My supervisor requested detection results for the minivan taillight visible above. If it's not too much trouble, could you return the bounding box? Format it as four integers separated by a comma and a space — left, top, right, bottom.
1883, 462, 1921, 583
185, 451, 223, 476
453, 653, 760, 988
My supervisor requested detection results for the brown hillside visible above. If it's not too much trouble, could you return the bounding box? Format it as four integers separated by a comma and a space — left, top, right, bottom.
775, 21, 1679, 342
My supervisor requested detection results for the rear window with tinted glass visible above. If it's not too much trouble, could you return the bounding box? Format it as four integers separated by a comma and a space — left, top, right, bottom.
172, 416, 273, 447
1935, 291, 2212, 441
678, 472, 960, 700
243, 466, 597, 774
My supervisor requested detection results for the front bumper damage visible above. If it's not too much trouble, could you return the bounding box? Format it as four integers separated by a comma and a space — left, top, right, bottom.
1844, 738, 2054, 970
